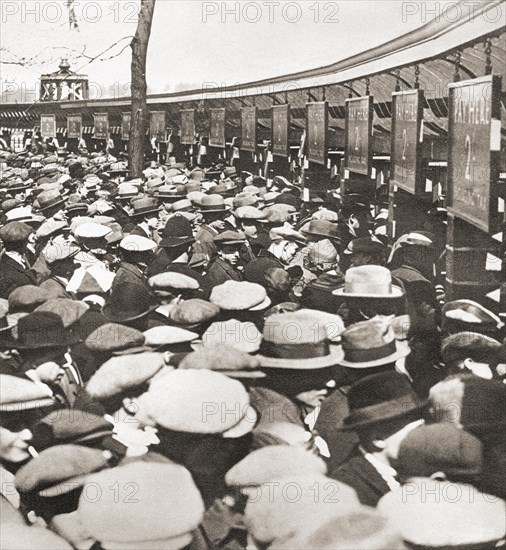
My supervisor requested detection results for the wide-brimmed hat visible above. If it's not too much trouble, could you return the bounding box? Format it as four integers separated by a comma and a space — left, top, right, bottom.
130, 197, 160, 218
198, 194, 230, 214
332, 265, 404, 299
302, 220, 339, 240
102, 282, 157, 323
338, 371, 424, 431
35, 190, 65, 212
339, 316, 410, 368
155, 184, 187, 202
12, 311, 79, 349
257, 311, 344, 369
158, 215, 195, 248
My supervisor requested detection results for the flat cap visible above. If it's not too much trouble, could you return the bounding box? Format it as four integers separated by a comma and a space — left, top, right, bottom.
35, 220, 69, 240
0, 221, 32, 243
180, 344, 263, 378
43, 242, 80, 264
0, 374, 55, 411
225, 446, 327, 488
143, 326, 198, 347
169, 299, 220, 326
73, 222, 112, 240
148, 272, 199, 291
200, 320, 262, 354
235, 206, 266, 220
35, 298, 89, 328
213, 230, 247, 245
15, 445, 112, 496
85, 352, 165, 399
142, 369, 254, 436
85, 323, 145, 353
210, 281, 270, 311
8, 285, 57, 313
78, 461, 204, 550
120, 235, 157, 252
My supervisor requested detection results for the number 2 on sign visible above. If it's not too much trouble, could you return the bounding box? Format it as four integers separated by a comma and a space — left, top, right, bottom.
464, 134, 472, 181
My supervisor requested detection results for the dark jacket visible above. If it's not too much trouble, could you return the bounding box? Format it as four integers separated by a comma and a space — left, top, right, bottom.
329, 451, 391, 507
242, 250, 283, 285
112, 261, 150, 292
0, 254, 37, 299
205, 257, 242, 289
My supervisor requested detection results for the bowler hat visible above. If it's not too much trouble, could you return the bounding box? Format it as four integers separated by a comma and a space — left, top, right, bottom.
13, 311, 78, 349
35, 190, 65, 212
159, 215, 195, 248
338, 371, 423, 431
102, 282, 157, 323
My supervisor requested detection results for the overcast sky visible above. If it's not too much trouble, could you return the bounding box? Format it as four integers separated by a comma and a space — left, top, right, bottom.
1, 0, 461, 101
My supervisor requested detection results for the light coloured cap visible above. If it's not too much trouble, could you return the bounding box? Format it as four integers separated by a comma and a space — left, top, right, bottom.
74, 222, 112, 240
43, 242, 81, 264
120, 235, 157, 252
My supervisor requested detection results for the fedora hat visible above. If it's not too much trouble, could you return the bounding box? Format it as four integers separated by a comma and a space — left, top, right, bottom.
257, 311, 344, 369
332, 265, 404, 299
130, 197, 160, 218
198, 194, 230, 214
155, 184, 187, 202
159, 215, 195, 248
12, 311, 79, 349
339, 316, 411, 368
302, 220, 339, 240
35, 190, 65, 212
102, 282, 157, 323
338, 371, 424, 431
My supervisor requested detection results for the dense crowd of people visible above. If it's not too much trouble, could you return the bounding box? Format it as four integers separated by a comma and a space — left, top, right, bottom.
0, 146, 505, 549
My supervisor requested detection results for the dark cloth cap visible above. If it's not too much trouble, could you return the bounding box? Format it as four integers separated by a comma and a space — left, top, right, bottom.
395, 423, 483, 480
0, 221, 32, 243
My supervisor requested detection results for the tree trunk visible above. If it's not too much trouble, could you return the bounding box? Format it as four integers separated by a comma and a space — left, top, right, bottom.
129, 0, 156, 177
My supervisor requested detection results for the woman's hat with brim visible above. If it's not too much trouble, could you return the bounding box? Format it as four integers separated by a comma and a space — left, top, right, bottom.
337, 371, 423, 431
102, 282, 157, 323
339, 316, 411, 369
257, 311, 345, 369
332, 265, 404, 299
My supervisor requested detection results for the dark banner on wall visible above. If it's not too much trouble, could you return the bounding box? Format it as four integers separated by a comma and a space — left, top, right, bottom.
241, 107, 257, 152
447, 74, 502, 233
272, 104, 290, 157
150, 111, 166, 141
390, 89, 424, 195
93, 113, 109, 139
306, 102, 328, 165
345, 96, 373, 175
180, 110, 195, 145
67, 114, 82, 139
41, 115, 56, 139
209, 108, 226, 148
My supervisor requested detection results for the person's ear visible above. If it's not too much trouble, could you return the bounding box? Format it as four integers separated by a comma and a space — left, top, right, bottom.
430, 471, 447, 481
372, 439, 386, 450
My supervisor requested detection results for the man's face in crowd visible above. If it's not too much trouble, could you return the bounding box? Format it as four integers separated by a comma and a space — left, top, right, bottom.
145, 215, 160, 230
349, 252, 371, 268
219, 244, 241, 266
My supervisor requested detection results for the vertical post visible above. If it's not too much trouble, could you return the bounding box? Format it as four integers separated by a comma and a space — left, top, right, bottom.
129, 0, 156, 177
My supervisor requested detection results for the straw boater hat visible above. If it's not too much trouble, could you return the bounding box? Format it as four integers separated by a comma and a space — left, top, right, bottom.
332, 265, 404, 299
257, 310, 344, 369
